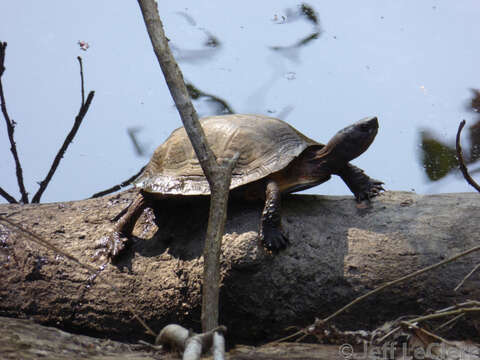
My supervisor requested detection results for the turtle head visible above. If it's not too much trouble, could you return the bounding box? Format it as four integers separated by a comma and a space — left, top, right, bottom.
323, 116, 378, 163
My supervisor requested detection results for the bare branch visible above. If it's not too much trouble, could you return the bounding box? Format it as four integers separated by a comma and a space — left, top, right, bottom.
137, 0, 236, 332
456, 119, 480, 193
0, 42, 5, 76
32, 57, 94, 203
201, 153, 238, 331
0, 186, 17, 203
0, 41, 29, 203
136, 0, 217, 179
91, 166, 146, 198
434, 313, 465, 332
77, 56, 85, 106
407, 306, 480, 324
31, 82, 94, 203
454, 261, 480, 291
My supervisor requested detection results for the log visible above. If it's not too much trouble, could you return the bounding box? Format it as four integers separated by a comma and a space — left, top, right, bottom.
0, 316, 166, 360
0, 315, 361, 360
0, 190, 479, 344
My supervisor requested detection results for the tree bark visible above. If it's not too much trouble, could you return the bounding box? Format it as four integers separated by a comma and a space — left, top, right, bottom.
1, 190, 479, 343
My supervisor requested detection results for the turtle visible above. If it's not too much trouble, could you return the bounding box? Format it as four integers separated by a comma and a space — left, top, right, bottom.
98, 114, 383, 259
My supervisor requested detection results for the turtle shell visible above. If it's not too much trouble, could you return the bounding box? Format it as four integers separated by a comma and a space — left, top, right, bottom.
134, 114, 319, 195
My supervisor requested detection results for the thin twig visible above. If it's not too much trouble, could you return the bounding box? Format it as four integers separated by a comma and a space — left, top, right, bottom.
31, 90, 95, 203
436, 300, 480, 313
0, 215, 156, 338
434, 313, 464, 332
32, 57, 94, 203
0, 186, 17, 203
271, 243, 480, 343
272, 328, 304, 343
454, 262, 480, 291
376, 326, 402, 344
77, 56, 85, 106
410, 323, 480, 358
91, 166, 146, 198
408, 307, 480, 324
0, 42, 5, 77
0, 41, 28, 203
322, 245, 480, 323
401, 321, 459, 349
294, 333, 308, 343
456, 119, 480, 192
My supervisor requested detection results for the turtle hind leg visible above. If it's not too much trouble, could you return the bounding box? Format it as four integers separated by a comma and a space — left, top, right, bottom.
259, 180, 289, 252
94, 192, 148, 261
336, 164, 384, 201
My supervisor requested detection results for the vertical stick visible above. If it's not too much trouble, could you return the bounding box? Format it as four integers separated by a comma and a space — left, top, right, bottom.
137, 0, 238, 331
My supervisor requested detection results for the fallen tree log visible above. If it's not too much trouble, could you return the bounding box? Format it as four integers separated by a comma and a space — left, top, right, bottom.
0, 190, 479, 344
0, 315, 362, 360
0, 316, 166, 360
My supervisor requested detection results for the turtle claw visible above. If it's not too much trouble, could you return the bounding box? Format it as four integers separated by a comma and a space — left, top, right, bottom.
93, 232, 130, 262
259, 224, 289, 252
355, 179, 384, 202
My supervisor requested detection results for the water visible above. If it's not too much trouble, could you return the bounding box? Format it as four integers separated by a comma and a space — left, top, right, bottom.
0, 1, 479, 203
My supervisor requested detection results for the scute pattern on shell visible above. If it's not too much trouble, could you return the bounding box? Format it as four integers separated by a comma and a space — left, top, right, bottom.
134, 114, 318, 195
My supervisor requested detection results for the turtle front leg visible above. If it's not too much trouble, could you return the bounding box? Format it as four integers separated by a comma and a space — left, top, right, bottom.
336, 164, 384, 201
259, 180, 289, 252
94, 192, 148, 261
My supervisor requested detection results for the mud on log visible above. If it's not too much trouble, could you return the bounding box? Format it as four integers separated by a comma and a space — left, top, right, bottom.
0, 190, 479, 343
